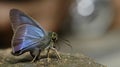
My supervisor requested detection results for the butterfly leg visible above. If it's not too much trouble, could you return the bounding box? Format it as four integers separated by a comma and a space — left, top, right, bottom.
50, 47, 61, 60
30, 48, 41, 63
46, 47, 51, 62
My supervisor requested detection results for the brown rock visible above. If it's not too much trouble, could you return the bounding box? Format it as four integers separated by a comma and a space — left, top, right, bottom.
0, 48, 106, 67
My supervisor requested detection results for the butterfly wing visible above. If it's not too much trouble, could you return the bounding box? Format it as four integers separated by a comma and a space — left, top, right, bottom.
10, 9, 45, 33
11, 24, 45, 52
10, 9, 47, 54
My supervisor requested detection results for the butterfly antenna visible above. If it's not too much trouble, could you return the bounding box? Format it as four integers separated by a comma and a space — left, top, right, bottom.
59, 38, 72, 50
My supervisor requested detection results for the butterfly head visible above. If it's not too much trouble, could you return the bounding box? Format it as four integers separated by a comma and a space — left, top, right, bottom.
49, 32, 58, 42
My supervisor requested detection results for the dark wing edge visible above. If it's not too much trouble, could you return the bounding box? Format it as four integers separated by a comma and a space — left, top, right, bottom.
10, 8, 46, 34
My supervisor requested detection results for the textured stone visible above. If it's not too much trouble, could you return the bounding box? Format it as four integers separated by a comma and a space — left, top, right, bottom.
0, 48, 106, 67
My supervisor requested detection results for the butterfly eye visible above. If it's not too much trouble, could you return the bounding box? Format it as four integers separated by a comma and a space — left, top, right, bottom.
53, 32, 57, 37
51, 32, 58, 42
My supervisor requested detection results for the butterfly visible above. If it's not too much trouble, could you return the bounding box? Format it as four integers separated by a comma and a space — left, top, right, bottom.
10, 9, 61, 62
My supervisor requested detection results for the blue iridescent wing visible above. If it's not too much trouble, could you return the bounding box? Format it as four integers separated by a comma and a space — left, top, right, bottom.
10, 9, 45, 32
10, 9, 47, 53
11, 24, 45, 52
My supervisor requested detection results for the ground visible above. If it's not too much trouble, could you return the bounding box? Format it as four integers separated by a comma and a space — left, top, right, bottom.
0, 48, 106, 67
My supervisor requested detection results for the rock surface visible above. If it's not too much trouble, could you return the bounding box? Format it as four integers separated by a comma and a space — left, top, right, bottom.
0, 48, 106, 67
